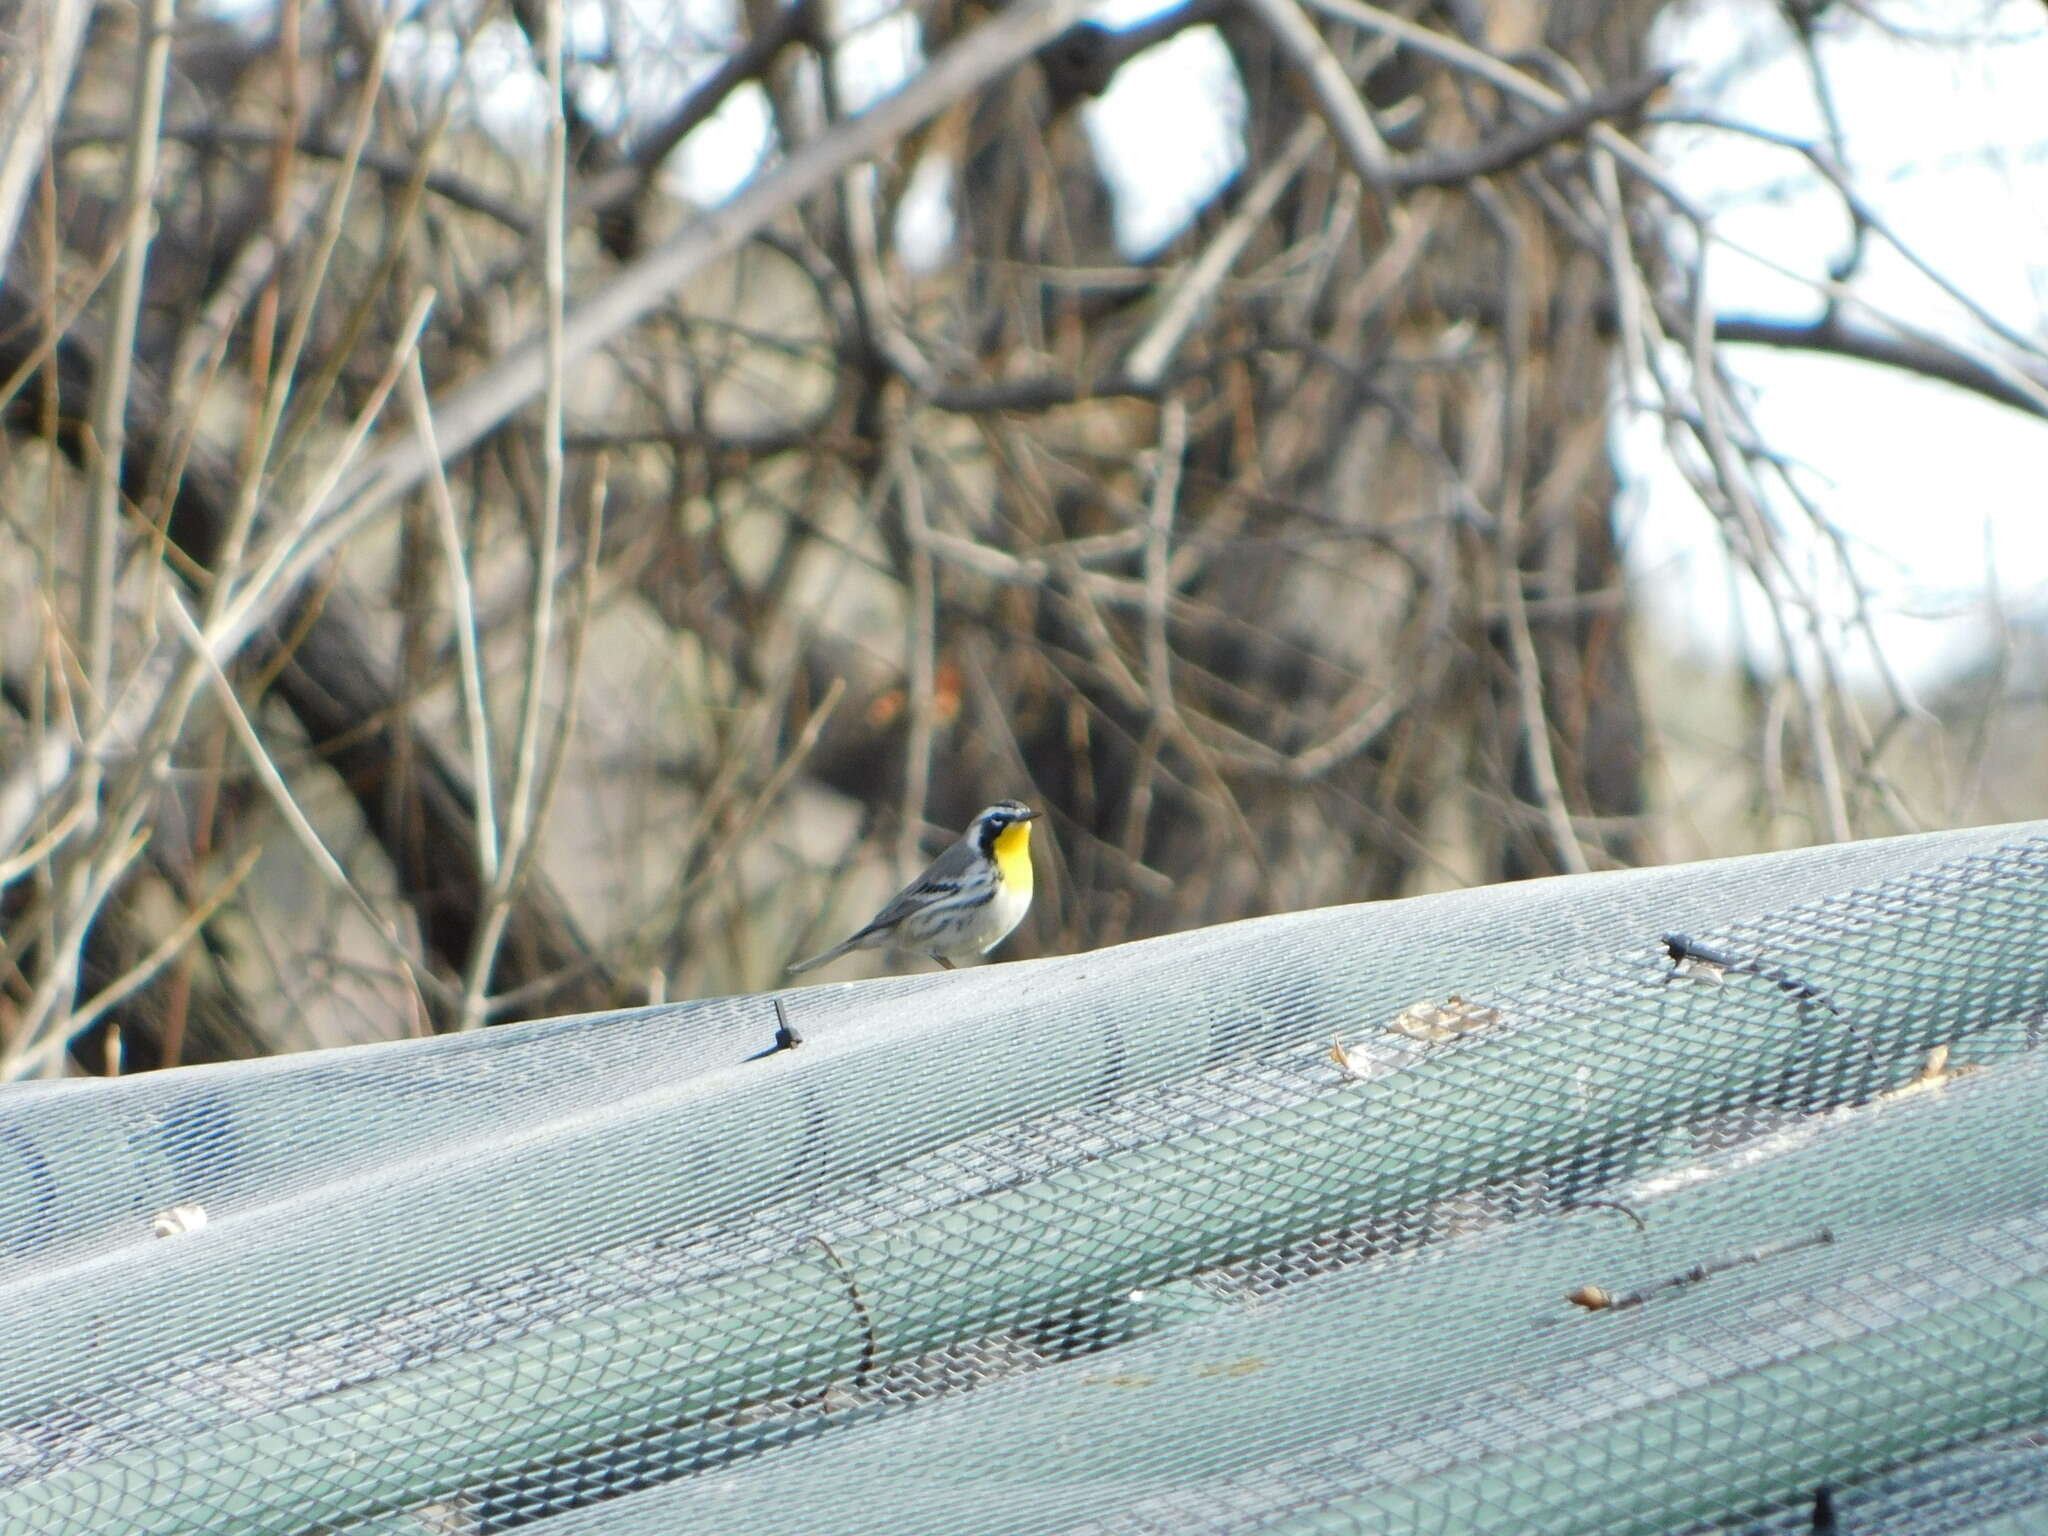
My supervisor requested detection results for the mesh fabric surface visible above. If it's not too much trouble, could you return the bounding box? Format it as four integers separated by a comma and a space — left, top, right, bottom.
4, 820, 2048, 1533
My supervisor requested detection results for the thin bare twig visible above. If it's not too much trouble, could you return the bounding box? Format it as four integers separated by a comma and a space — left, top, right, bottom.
1684, 270, 1852, 842
1391, 70, 1675, 188
1143, 399, 1188, 728
211, 5, 402, 615
1126, 119, 1325, 387
1714, 316, 2048, 420
0, 826, 150, 1079
567, 675, 846, 1005
1238, 0, 1391, 186
1658, 111, 2048, 380
0, 0, 92, 287
57, 841, 264, 1049
157, 586, 447, 1014
460, 0, 571, 1031
0, 795, 91, 889
55, 120, 536, 235
213, 290, 438, 660
575, 0, 816, 225
166, 179, 325, 433
481, 460, 611, 1020
403, 357, 499, 885
327, 0, 1096, 551
892, 410, 939, 882
0, 288, 440, 919
81, 0, 176, 722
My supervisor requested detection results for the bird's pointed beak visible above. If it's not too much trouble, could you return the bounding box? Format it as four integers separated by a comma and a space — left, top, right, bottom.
1019, 808, 1041, 821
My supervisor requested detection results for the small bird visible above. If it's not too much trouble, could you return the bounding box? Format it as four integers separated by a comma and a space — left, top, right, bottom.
788, 801, 1040, 975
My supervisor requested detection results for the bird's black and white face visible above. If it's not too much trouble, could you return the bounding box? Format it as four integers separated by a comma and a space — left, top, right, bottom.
970, 800, 1040, 856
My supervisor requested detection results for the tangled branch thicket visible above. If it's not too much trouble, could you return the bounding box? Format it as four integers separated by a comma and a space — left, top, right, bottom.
0, 0, 2042, 1072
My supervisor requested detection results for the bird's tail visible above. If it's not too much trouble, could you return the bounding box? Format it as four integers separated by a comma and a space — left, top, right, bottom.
786, 937, 858, 975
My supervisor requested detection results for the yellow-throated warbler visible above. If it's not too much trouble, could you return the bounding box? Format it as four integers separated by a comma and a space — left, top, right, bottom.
787, 801, 1040, 974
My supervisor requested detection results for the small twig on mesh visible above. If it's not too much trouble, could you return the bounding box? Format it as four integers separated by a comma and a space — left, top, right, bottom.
1564, 1226, 1834, 1313
1875, 1044, 1978, 1101
1569, 1197, 1647, 1234
809, 1235, 878, 1389
1661, 934, 1875, 1062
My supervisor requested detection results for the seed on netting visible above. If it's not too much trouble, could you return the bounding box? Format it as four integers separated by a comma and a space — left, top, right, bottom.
151, 1204, 208, 1238
1328, 1037, 1372, 1080
1192, 1357, 1268, 1379
1388, 995, 1502, 1042
1877, 1044, 1979, 1101
1565, 1285, 1612, 1311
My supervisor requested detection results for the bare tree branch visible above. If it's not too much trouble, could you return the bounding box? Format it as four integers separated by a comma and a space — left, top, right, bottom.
1714, 315, 2048, 420
0, 0, 91, 284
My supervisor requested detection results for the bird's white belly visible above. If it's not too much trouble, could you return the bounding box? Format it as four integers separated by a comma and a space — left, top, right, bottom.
965, 878, 1032, 955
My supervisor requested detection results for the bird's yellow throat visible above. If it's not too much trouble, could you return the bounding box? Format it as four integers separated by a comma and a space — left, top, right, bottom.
993, 820, 1035, 893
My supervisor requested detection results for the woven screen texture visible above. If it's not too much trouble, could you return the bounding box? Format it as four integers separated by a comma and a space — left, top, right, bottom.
5, 819, 2048, 1533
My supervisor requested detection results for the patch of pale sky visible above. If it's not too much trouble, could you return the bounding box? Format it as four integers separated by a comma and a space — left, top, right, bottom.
1631, 0, 2048, 693
1080, 26, 1243, 254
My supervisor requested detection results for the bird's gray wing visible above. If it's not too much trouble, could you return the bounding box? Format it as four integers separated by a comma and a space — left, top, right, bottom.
787, 835, 989, 972
852, 836, 983, 940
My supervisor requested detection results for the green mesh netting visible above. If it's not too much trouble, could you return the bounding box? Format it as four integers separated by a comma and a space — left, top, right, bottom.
6, 820, 2048, 1533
